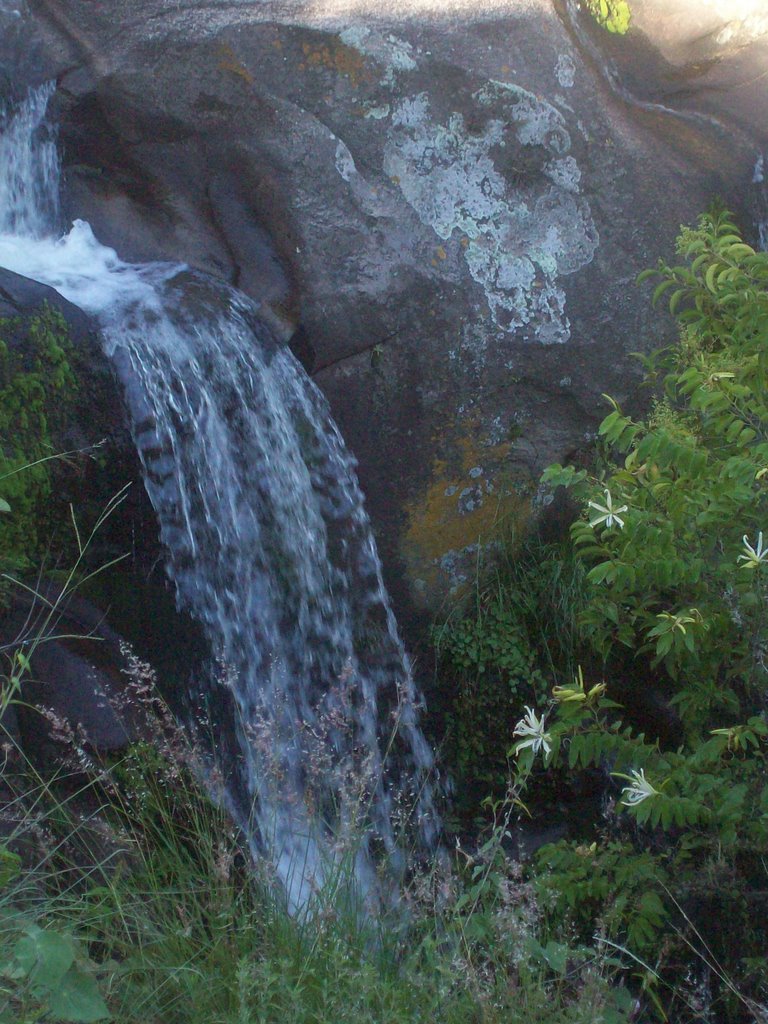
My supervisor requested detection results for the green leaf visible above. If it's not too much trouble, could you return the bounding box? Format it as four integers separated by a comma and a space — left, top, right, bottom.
15, 926, 75, 988
652, 279, 675, 306
725, 243, 755, 259
0, 846, 21, 886
705, 262, 720, 293
587, 561, 615, 585
47, 966, 110, 1022
598, 410, 621, 436
540, 941, 569, 974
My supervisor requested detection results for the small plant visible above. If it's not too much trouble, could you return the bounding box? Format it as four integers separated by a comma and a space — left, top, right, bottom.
0, 922, 109, 1023
583, 0, 632, 35
433, 589, 547, 812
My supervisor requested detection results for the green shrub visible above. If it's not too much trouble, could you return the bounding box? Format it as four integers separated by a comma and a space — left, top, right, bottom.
542, 206, 768, 723
511, 209, 768, 1021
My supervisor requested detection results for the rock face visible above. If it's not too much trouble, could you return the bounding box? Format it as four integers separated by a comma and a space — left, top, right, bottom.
9, 0, 768, 633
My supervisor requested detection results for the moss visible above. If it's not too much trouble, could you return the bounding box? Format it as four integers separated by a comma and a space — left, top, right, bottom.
0, 306, 79, 591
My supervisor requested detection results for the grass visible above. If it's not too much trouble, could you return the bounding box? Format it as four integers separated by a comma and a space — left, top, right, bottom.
482, 530, 591, 682
0, 646, 633, 1024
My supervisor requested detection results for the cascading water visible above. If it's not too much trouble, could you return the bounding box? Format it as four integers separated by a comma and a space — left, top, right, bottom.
0, 83, 439, 907
0, 85, 58, 237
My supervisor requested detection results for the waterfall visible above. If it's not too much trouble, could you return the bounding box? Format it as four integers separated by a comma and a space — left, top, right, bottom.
0, 84, 439, 908
0, 83, 59, 238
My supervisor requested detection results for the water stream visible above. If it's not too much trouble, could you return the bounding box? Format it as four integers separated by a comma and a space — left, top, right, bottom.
0, 83, 439, 908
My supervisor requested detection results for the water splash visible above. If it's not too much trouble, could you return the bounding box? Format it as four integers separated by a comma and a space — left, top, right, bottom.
0, 86, 439, 908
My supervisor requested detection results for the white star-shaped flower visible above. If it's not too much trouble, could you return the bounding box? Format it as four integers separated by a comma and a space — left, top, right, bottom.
588, 489, 628, 530
513, 706, 552, 759
738, 532, 768, 569
618, 768, 659, 806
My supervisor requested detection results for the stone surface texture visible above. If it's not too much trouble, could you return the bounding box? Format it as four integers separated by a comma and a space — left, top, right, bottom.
5, 0, 768, 632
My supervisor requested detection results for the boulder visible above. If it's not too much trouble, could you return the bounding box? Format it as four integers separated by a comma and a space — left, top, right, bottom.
14, 0, 768, 633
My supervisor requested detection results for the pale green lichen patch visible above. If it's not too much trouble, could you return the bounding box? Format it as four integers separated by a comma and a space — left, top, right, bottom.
555, 53, 576, 88
334, 140, 357, 181
363, 103, 391, 120
383, 85, 598, 342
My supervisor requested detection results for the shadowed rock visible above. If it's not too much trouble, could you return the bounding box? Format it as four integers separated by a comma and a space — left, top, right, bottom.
1, 583, 139, 770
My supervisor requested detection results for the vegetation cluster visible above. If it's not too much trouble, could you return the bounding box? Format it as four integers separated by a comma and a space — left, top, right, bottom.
436, 208, 768, 1022
584, 0, 632, 35
0, 643, 632, 1024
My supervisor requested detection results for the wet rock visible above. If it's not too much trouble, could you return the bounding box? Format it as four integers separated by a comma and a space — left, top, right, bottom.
0, 266, 163, 572
0, 264, 92, 326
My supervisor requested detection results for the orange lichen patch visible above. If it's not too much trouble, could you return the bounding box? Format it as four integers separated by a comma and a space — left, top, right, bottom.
299, 40, 374, 86
436, 245, 447, 261
401, 428, 527, 605
217, 45, 255, 86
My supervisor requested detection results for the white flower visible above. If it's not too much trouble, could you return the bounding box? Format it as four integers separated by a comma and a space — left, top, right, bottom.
618, 768, 659, 807
588, 489, 628, 530
513, 706, 552, 759
737, 532, 768, 569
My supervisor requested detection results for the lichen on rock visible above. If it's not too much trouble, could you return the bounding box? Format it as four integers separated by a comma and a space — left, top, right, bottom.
383, 83, 598, 342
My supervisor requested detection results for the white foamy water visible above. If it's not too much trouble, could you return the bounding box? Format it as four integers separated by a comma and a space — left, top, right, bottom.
0, 84, 439, 909
0, 218, 178, 316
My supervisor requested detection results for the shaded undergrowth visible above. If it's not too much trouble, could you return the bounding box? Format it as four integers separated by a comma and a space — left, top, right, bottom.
0, 647, 633, 1024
